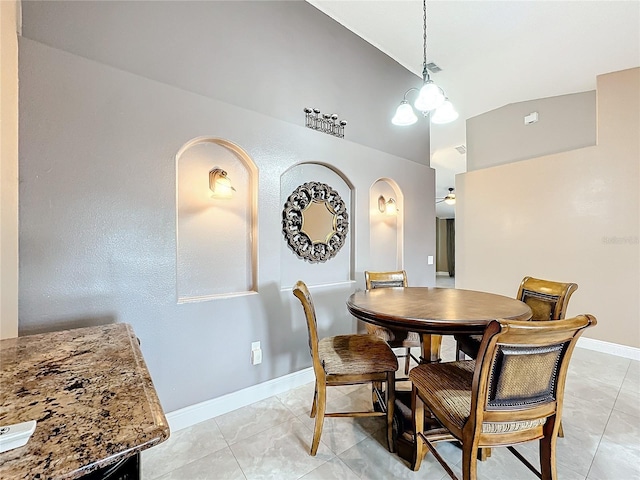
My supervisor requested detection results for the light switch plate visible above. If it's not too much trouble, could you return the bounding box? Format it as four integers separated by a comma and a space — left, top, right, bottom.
251, 349, 262, 365
428, 255, 434, 265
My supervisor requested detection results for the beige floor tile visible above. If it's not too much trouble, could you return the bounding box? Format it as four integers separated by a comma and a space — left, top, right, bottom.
614, 360, 640, 418
229, 417, 334, 480
587, 439, 640, 480
142, 418, 228, 479
215, 396, 295, 445
154, 447, 246, 480
599, 409, 640, 455
297, 414, 383, 456
567, 349, 630, 390
339, 428, 453, 479
299, 457, 361, 480
475, 445, 586, 480
143, 345, 635, 480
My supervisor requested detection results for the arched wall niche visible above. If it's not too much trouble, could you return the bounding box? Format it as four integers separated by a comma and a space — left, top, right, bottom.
369, 178, 404, 271
175, 137, 258, 302
280, 162, 354, 289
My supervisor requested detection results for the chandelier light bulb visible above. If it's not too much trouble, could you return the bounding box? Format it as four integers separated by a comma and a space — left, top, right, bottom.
414, 81, 446, 112
392, 101, 418, 126
431, 99, 459, 124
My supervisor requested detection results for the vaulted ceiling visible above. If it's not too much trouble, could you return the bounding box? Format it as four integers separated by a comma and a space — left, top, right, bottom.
308, 1, 640, 217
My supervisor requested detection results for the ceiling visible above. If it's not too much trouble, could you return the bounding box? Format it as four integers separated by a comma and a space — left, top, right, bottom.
308, 0, 640, 218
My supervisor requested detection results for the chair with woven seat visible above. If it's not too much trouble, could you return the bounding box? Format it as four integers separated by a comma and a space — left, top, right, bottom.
292, 280, 398, 456
410, 314, 596, 480
455, 276, 578, 361
364, 270, 421, 375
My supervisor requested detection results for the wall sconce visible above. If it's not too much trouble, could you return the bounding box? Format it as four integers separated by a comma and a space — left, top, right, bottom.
209, 168, 235, 199
378, 195, 398, 216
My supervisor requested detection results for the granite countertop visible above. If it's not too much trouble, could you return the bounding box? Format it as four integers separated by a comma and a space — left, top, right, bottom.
0, 323, 169, 479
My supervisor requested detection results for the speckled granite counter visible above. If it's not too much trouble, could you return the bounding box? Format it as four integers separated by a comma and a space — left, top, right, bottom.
0, 323, 169, 479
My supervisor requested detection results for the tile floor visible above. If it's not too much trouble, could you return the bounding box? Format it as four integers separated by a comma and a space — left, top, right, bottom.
142, 332, 640, 480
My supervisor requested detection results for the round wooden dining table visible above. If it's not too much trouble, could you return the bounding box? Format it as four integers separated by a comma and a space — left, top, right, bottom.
347, 286, 532, 363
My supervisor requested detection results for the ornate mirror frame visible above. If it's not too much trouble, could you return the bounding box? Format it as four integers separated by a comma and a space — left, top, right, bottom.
282, 182, 349, 263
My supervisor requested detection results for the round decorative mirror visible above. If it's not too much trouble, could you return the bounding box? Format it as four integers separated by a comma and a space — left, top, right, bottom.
282, 182, 349, 263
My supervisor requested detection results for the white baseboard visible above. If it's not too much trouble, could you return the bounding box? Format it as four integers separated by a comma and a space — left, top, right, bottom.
167, 338, 638, 433
577, 337, 640, 361
166, 367, 315, 432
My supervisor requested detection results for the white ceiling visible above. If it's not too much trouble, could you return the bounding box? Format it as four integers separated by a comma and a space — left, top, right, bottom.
308, 0, 640, 218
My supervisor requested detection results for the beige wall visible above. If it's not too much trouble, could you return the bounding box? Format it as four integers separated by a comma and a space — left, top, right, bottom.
457, 68, 639, 348
0, 0, 19, 340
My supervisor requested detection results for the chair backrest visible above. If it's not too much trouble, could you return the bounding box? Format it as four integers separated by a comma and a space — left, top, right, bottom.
516, 276, 578, 321
364, 270, 408, 290
470, 314, 596, 440
292, 281, 324, 380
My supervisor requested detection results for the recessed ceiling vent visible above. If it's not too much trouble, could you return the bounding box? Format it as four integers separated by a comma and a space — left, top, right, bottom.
455, 145, 467, 154
426, 62, 442, 73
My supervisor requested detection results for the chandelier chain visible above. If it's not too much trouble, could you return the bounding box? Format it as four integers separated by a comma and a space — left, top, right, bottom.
422, 0, 428, 79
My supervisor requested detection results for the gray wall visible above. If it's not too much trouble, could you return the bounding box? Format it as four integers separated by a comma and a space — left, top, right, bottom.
466, 91, 596, 171
21, 0, 429, 164
18, 1, 436, 413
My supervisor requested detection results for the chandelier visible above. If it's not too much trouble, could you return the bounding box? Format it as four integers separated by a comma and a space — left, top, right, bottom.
392, 0, 458, 126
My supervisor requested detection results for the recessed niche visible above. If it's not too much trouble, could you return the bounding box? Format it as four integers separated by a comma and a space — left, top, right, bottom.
369, 178, 403, 270
175, 137, 257, 302
280, 163, 353, 288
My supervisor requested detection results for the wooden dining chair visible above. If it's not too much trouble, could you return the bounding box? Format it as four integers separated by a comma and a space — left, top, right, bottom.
364, 270, 421, 375
292, 280, 398, 456
454, 276, 578, 440
410, 314, 597, 480
455, 276, 579, 361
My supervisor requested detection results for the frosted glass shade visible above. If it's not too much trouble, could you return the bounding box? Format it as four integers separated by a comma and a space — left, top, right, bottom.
391, 102, 418, 126
431, 99, 459, 124
414, 81, 445, 112
209, 169, 235, 198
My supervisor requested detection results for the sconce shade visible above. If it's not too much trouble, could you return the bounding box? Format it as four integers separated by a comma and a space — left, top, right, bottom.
378, 195, 398, 215
209, 168, 235, 198
431, 99, 459, 124
414, 81, 446, 112
392, 101, 418, 126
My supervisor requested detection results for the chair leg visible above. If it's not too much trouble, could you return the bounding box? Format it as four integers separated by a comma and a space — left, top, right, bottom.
310, 382, 326, 456
310, 382, 318, 418
478, 447, 491, 460
386, 371, 396, 453
540, 422, 559, 479
404, 347, 411, 375
462, 438, 480, 480
411, 386, 426, 471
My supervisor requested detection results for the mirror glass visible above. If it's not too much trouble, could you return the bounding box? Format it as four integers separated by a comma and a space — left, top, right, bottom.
301, 200, 336, 244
